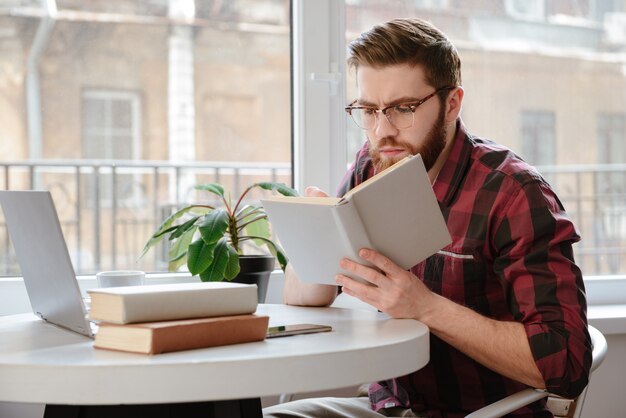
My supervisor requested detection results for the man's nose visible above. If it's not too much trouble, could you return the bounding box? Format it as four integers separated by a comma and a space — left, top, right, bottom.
374, 111, 398, 138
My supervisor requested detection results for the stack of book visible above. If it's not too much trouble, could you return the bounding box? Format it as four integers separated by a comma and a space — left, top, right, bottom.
87, 282, 268, 355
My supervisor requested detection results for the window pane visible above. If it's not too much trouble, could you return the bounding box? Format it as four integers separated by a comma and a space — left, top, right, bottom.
521, 110, 555, 167
0, 1, 291, 276
344, 1, 626, 275
111, 99, 133, 131
83, 99, 106, 131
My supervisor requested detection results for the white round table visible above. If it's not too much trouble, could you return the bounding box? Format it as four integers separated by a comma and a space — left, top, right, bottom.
0, 304, 429, 416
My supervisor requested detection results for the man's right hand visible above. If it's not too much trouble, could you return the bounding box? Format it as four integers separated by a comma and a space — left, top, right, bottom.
281, 186, 338, 307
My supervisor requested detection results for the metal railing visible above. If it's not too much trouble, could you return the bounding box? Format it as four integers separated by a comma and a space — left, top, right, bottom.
0, 160, 625, 276
534, 164, 626, 275
0, 159, 291, 275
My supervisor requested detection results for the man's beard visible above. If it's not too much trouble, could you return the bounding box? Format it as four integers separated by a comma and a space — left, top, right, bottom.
369, 105, 447, 173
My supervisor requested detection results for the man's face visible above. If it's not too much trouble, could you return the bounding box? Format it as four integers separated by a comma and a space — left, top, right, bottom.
356, 64, 448, 172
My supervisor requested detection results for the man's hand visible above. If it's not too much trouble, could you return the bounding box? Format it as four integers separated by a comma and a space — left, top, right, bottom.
336, 248, 546, 389
281, 186, 338, 307
304, 186, 328, 198
335, 248, 436, 320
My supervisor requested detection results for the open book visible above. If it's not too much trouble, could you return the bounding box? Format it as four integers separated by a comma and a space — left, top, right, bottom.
261, 154, 451, 285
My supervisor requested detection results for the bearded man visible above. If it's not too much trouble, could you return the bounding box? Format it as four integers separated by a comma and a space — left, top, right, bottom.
265, 17, 591, 418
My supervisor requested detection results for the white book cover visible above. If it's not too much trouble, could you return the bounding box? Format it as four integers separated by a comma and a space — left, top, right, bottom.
262, 154, 451, 285
88, 282, 258, 324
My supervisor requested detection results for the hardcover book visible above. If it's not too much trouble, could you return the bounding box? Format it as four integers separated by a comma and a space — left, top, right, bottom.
88, 282, 258, 324
94, 314, 269, 354
261, 155, 451, 285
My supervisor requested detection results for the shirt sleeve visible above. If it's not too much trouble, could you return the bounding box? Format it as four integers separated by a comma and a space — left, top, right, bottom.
492, 177, 592, 398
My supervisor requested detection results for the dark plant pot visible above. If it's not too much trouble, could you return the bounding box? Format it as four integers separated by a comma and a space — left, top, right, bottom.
231, 255, 275, 303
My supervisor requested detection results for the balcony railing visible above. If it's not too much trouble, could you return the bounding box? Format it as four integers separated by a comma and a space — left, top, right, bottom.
0, 160, 625, 277
0, 159, 291, 275
534, 164, 626, 275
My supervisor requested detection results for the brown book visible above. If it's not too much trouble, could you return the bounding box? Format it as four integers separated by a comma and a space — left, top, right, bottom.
94, 314, 269, 354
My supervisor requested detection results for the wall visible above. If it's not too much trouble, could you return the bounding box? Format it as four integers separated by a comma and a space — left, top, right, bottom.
584, 333, 626, 417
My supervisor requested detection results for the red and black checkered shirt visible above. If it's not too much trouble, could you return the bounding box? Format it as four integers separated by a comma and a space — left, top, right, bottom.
337, 120, 592, 418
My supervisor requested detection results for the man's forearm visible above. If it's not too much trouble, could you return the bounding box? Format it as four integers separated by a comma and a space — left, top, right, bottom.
422, 294, 545, 389
283, 264, 338, 306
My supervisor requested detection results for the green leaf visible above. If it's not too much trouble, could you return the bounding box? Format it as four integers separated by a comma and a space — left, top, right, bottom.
194, 183, 225, 198
199, 239, 240, 281
189, 206, 213, 216
254, 182, 298, 197
169, 216, 199, 240
168, 253, 188, 271
186, 238, 216, 275
167, 227, 196, 271
223, 247, 240, 281
198, 208, 230, 244
272, 244, 288, 271
139, 205, 197, 258
236, 205, 270, 244
245, 217, 271, 245
235, 204, 263, 222
244, 235, 287, 271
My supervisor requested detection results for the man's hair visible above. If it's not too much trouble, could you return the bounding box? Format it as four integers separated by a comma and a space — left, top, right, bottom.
347, 18, 462, 90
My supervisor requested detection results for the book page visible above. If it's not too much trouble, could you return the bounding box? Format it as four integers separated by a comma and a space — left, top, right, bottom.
349, 154, 451, 270
262, 198, 350, 285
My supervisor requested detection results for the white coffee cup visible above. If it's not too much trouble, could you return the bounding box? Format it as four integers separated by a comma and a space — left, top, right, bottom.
96, 270, 145, 288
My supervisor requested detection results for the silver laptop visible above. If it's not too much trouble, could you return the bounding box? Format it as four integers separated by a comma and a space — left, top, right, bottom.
0, 190, 95, 338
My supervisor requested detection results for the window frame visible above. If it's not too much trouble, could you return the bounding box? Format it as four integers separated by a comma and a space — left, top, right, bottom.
292, 0, 347, 196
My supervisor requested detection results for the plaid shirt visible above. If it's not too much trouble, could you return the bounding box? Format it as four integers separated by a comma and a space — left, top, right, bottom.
337, 120, 592, 418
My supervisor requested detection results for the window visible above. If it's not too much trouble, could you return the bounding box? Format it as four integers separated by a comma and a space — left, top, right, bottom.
0, 0, 291, 274
590, 0, 624, 21
413, 0, 449, 10
2, 0, 626, 279
598, 113, 626, 177
339, 1, 626, 276
82, 90, 141, 205
520, 110, 556, 167
505, 0, 546, 20
82, 91, 140, 161
596, 113, 626, 273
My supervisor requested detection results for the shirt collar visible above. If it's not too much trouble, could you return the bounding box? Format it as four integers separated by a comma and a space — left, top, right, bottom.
432, 118, 473, 206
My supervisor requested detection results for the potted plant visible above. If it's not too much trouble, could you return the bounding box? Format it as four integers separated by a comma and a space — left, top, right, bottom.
141, 182, 298, 302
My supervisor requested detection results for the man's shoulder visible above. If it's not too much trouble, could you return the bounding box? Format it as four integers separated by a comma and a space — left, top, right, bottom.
466, 135, 544, 188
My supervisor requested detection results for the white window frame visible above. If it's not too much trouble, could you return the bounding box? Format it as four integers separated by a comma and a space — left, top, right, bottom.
292, 0, 347, 196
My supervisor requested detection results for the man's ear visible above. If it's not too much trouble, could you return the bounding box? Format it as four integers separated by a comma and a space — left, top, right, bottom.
444, 87, 464, 123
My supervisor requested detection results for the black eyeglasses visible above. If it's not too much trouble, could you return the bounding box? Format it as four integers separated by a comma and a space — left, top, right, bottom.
345, 86, 456, 130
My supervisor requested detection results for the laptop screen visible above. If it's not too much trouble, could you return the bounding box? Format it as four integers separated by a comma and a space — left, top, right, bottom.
0, 191, 94, 337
